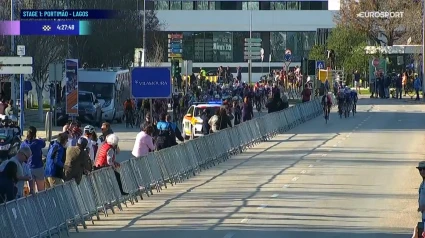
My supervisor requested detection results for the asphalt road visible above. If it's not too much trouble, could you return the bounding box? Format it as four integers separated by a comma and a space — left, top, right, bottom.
69, 98, 424, 238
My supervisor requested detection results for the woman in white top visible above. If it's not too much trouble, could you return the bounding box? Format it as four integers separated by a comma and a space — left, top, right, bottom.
208, 110, 220, 133
132, 125, 155, 158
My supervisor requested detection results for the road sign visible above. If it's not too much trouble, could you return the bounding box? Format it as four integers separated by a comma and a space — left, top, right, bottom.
244, 38, 263, 61
316, 60, 325, 70
0, 66, 32, 74
244, 55, 261, 60
244, 51, 261, 56
131, 67, 172, 98
244, 47, 262, 51
372, 58, 380, 67
284, 49, 292, 62
0, 56, 33, 65
0, 56, 33, 74
244, 42, 261, 47
17, 45, 25, 56
49, 63, 63, 82
245, 38, 262, 43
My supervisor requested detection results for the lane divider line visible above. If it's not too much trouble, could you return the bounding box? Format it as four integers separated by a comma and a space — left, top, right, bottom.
223, 233, 235, 238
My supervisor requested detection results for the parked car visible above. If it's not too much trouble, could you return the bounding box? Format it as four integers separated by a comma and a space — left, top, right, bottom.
56, 91, 102, 127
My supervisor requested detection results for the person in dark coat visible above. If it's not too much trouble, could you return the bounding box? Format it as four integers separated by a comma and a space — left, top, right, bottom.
0, 162, 18, 202
233, 101, 242, 125
242, 97, 254, 122
217, 107, 232, 130
165, 114, 184, 146
395, 73, 403, 99
156, 113, 173, 151
266, 91, 285, 113
200, 109, 211, 135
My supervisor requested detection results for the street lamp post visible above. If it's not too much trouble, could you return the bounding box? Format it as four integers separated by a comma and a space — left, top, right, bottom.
422, 0, 425, 101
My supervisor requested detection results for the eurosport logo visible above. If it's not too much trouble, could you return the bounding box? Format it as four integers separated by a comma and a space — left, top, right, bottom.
356, 12, 404, 18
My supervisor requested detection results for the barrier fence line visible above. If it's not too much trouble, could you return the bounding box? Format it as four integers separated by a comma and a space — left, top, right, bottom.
0, 98, 325, 238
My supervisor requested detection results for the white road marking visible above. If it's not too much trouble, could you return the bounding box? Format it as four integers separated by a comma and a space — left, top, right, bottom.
309, 164, 314, 168
271, 194, 279, 198
283, 184, 290, 188
300, 170, 307, 174
322, 154, 327, 157
292, 177, 299, 181
333, 144, 337, 147
223, 233, 235, 238
316, 159, 321, 162
346, 135, 350, 138
257, 204, 268, 209
241, 218, 251, 223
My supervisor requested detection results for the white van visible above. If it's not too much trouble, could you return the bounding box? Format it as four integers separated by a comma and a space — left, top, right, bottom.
78, 68, 130, 123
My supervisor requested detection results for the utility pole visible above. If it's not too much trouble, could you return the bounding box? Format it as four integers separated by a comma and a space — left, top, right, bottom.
248, 9, 252, 84
10, 0, 17, 105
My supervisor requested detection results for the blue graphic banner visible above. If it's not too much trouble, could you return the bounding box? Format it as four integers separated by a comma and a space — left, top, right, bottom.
131, 67, 172, 98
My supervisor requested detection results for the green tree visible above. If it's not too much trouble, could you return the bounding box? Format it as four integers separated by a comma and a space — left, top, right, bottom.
308, 44, 326, 61
326, 25, 369, 84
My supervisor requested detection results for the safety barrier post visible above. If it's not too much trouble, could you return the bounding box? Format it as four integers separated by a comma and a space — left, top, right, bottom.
45, 111, 52, 142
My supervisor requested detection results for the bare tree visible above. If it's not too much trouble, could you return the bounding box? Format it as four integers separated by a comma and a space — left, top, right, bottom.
70, 0, 162, 68
335, 0, 422, 46
147, 36, 165, 67
14, 0, 67, 120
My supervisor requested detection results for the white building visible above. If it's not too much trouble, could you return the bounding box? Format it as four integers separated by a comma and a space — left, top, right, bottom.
147, 0, 340, 80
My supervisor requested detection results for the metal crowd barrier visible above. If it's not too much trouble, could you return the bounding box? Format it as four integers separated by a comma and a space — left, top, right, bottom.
0, 98, 323, 238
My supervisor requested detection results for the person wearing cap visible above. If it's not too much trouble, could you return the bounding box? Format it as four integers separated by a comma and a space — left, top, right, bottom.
94, 134, 128, 195
21, 126, 46, 193
82, 125, 96, 164
63, 137, 91, 185
0, 146, 32, 198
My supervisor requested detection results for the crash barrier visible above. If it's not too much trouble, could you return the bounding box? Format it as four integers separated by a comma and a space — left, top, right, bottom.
282, 87, 302, 100
0, 98, 324, 238
45, 111, 53, 142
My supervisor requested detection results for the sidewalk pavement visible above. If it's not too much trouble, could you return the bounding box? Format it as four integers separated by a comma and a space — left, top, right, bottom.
25, 109, 62, 140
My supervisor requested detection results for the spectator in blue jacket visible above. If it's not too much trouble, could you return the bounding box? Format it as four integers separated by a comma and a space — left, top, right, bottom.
165, 114, 184, 146
0, 161, 18, 203
21, 126, 46, 193
45, 133, 68, 188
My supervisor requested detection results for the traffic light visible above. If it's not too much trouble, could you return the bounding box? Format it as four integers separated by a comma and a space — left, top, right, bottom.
171, 60, 180, 78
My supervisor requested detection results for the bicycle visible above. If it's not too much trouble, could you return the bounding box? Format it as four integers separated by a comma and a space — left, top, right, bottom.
323, 105, 330, 124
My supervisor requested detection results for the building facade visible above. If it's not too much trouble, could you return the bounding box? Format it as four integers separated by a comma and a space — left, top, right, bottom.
146, 0, 339, 79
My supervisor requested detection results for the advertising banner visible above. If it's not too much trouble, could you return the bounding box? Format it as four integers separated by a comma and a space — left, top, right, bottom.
65, 59, 78, 115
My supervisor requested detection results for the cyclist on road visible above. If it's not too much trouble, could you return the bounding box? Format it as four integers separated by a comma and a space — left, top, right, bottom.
321, 91, 333, 119
124, 98, 134, 128
350, 89, 358, 112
